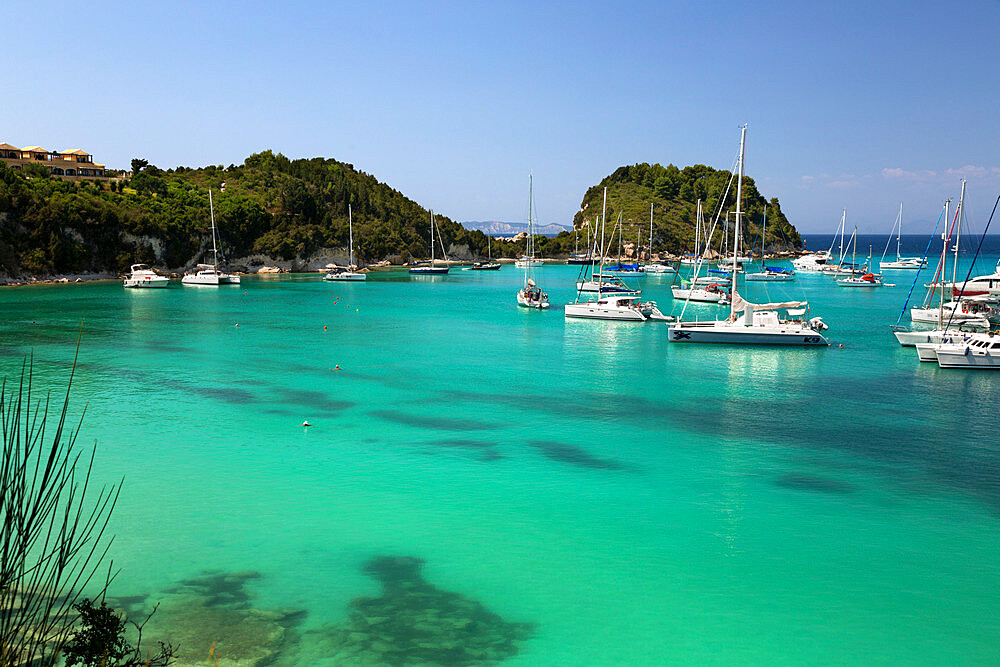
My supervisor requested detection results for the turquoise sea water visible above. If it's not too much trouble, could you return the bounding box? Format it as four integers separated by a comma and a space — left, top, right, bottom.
2, 256, 1000, 664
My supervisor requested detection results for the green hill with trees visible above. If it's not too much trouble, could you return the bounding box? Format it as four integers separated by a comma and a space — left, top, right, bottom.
0, 151, 506, 278
535, 162, 801, 259
0, 154, 801, 279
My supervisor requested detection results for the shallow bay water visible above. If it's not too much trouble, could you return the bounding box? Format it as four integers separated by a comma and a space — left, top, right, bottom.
1, 252, 999, 664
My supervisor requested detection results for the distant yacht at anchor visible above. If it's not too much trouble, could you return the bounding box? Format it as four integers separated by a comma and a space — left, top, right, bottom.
182, 190, 241, 286
743, 208, 794, 282
409, 210, 450, 275
516, 174, 550, 309
880, 204, 927, 270
123, 264, 169, 288
324, 204, 366, 281
466, 235, 501, 271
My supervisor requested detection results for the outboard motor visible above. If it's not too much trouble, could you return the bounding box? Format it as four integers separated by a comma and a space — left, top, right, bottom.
808, 316, 828, 331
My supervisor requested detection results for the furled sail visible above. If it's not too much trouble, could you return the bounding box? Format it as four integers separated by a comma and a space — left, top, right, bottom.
730, 287, 807, 314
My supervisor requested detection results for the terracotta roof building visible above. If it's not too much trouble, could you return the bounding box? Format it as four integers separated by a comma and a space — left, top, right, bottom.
0, 142, 110, 179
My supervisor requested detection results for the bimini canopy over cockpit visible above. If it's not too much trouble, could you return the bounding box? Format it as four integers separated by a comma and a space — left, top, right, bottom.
729, 287, 807, 318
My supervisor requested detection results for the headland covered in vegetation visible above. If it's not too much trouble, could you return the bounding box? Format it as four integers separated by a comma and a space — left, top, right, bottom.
0, 152, 802, 281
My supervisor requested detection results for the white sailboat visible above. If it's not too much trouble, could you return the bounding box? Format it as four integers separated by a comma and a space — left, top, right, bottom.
517, 175, 549, 309
908, 183, 990, 325
671, 197, 729, 303
745, 207, 794, 282
899, 182, 994, 347
515, 198, 543, 269
576, 273, 641, 295
123, 264, 169, 288
643, 203, 676, 274
836, 229, 883, 287
409, 211, 449, 274
880, 204, 926, 270
182, 190, 241, 286
679, 200, 705, 266
669, 125, 830, 346
814, 211, 856, 275
324, 204, 366, 281
565, 187, 665, 321
670, 282, 730, 304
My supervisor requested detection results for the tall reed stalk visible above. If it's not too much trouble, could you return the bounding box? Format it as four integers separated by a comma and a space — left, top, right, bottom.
0, 339, 121, 666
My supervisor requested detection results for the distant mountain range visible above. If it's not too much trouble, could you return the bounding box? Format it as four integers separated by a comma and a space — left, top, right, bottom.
461, 220, 573, 238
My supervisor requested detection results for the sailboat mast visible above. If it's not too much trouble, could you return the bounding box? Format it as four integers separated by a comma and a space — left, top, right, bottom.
940, 199, 950, 327
761, 205, 767, 265
599, 187, 607, 283
896, 203, 903, 261
838, 210, 845, 266
209, 189, 219, 269
617, 213, 625, 264
429, 210, 435, 264
528, 174, 534, 261
852, 225, 857, 271
953, 179, 966, 286
348, 204, 354, 268
731, 123, 746, 318
648, 202, 653, 262
695, 199, 702, 260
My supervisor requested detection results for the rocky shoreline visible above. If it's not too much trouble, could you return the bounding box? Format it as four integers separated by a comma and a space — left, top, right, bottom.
0, 249, 813, 287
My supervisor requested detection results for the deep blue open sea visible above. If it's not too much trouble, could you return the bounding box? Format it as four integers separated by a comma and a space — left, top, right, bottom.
1, 248, 999, 664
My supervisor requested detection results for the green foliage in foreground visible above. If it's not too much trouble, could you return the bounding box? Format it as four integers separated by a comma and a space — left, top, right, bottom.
0, 152, 511, 276
64, 598, 174, 667
552, 162, 801, 257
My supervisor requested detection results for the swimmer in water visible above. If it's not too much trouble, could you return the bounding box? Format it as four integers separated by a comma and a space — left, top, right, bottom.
301, 421, 312, 427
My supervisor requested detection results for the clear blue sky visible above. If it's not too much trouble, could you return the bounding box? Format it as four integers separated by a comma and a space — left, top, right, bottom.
3, 1, 999, 233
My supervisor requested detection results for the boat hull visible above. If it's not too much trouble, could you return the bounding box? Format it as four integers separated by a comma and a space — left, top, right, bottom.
744, 273, 793, 282
643, 264, 676, 274
880, 260, 927, 270
517, 294, 550, 309
670, 288, 728, 304
668, 322, 829, 345
836, 278, 882, 287
936, 348, 1000, 368
894, 330, 948, 347
910, 308, 989, 326
409, 267, 449, 275
564, 302, 646, 321
123, 277, 169, 288
324, 272, 366, 281
576, 281, 639, 295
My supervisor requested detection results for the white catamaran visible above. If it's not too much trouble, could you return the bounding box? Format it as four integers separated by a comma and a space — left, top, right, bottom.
668, 125, 830, 346
565, 187, 666, 321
